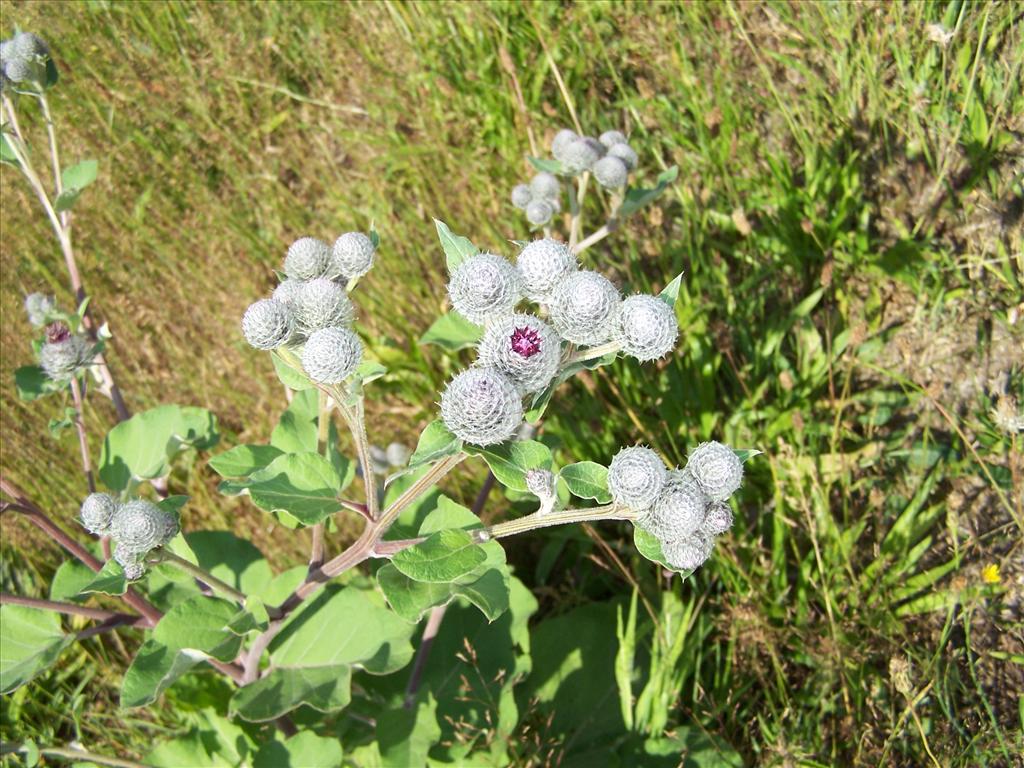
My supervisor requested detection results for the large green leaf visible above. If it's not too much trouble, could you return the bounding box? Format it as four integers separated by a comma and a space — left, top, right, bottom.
559, 461, 612, 503
400, 420, 463, 477
79, 559, 128, 596
55, 159, 99, 212
230, 665, 352, 723
50, 559, 97, 603
147, 707, 254, 767
375, 691, 440, 768
434, 219, 477, 273
185, 531, 274, 596
253, 731, 344, 768
391, 529, 488, 584
420, 311, 484, 349
0, 605, 74, 694
272, 352, 314, 391
219, 452, 344, 525
14, 365, 63, 401
99, 405, 219, 491
207, 445, 283, 478
376, 565, 453, 623
472, 440, 553, 492
619, 165, 678, 217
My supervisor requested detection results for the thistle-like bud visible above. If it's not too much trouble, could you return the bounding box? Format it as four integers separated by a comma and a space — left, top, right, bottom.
24, 293, 55, 327
114, 544, 146, 581
272, 278, 305, 306
599, 130, 628, 148
525, 468, 557, 500
301, 326, 363, 384
242, 298, 294, 350
549, 270, 621, 346
560, 138, 602, 174
109, 499, 178, 554
593, 156, 629, 189
4, 32, 49, 83
293, 278, 355, 335
511, 184, 533, 210
608, 446, 668, 511
284, 237, 331, 280
529, 172, 560, 201
80, 493, 119, 536
514, 239, 575, 303
447, 253, 522, 326
662, 532, 714, 571
638, 469, 706, 541
477, 313, 561, 394
702, 501, 734, 536
551, 129, 578, 161
440, 367, 523, 446
331, 232, 376, 279
608, 142, 638, 171
525, 200, 554, 226
617, 294, 679, 361
686, 441, 743, 501
12, 32, 49, 60
39, 335, 93, 381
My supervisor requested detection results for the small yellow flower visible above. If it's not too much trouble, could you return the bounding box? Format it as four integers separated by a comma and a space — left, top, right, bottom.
981, 564, 1001, 585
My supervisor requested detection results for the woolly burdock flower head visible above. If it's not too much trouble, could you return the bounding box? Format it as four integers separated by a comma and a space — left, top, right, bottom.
114, 544, 146, 581
516, 239, 577, 303
599, 130, 628, 148
608, 142, 638, 171
293, 278, 355, 335
608, 445, 668, 511
525, 468, 556, 500
242, 298, 294, 350
511, 184, 532, 210
272, 278, 304, 306
560, 138, 602, 174
702, 501, 734, 536
530, 172, 560, 201
686, 441, 743, 502
3, 32, 49, 83
639, 469, 707, 541
593, 156, 629, 189
440, 367, 523, 446
284, 237, 331, 280
525, 200, 554, 226
447, 253, 522, 326
80, 493, 119, 536
551, 129, 578, 161
301, 326, 363, 384
332, 232, 376, 279
24, 293, 55, 327
662, 531, 714, 571
109, 500, 178, 554
618, 294, 679, 361
549, 270, 621, 346
39, 332, 93, 381
477, 313, 561, 394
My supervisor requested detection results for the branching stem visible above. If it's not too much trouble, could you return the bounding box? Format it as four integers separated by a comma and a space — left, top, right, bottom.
153, 551, 247, 606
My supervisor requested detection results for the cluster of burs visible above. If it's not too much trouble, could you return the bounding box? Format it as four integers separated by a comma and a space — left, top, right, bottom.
23, 293, 96, 382
79, 493, 178, 580
609, 442, 742, 571
440, 238, 678, 446
510, 128, 640, 226
0, 31, 48, 89
240, 232, 377, 382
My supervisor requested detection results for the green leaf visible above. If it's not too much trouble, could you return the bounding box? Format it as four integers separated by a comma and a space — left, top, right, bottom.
186, 531, 274, 596
369, 228, 381, 249
391, 529, 488, 584
619, 165, 678, 217
148, 708, 254, 767
14, 365, 62, 401
657, 272, 684, 308
471, 440, 553, 492
734, 447, 762, 463
254, 732, 344, 768
207, 445, 283, 478
98, 405, 219, 491
376, 564, 453, 623
433, 218, 477, 273
54, 188, 84, 213
0, 132, 18, 164
528, 156, 563, 174
272, 352, 314, 391
220, 452, 344, 525
61, 159, 98, 191
79, 559, 128, 596
50, 559, 96, 603
633, 525, 689, 574
559, 461, 612, 503
420, 311, 484, 349
47, 407, 77, 438
376, 691, 440, 768
270, 389, 322, 453
403, 420, 463, 474
0, 605, 74, 694
230, 665, 352, 722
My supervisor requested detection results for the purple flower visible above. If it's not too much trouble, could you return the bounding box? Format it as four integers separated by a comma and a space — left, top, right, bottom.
510, 326, 542, 358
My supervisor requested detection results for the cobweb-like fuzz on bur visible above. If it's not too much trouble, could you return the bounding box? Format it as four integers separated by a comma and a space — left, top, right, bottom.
599, 130, 628, 148
618, 294, 679, 362
526, 200, 554, 226
109, 500, 178, 554
608, 445, 667, 511
332, 232, 376, 279
638, 469, 707, 541
511, 184, 533, 209
549, 270, 621, 346
39, 334, 93, 381
284, 237, 331, 280
301, 327, 363, 384
662, 532, 714, 571
24, 293, 55, 327
114, 544, 146, 581
477, 313, 561, 395
686, 441, 743, 501
80, 493, 119, 536
272, 279, 305, 307
551, 129, 578, 161
529, 172, 560, 200
293, 278, 355, 336
440, 367, 523, 446
593, 156, 629, 189
702, 501, 734, 536
608, 142, 638, 171
242, 298, 294, 350
516, 239, 577, 303
447, 253, 522, 326
525, 468, 556, 500
559, 137, 603, 174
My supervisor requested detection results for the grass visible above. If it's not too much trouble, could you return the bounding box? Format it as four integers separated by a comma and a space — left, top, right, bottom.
1, 1, 1021, 765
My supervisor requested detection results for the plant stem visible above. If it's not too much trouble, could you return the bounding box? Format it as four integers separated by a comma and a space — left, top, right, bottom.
309, 389, 331, 571
336, 394, 379, 520
569, 172, 590, 250
478, 503, 636, 541
376, 452, 467, 531
564, 340, 622, 366
69, 377, 95, 493
15, 745, 150, 768
154, 551, 247, 606
0, 592, 138, 623
37, 91, 69, 230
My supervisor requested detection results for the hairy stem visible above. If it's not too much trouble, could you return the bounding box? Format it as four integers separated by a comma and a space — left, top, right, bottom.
336, 394, 379, 520
564, 339, 623, 366
479, 503, 635, 541
569, 172, 590, 250
377, 452, 467, 531
69, 377, 95, 493
154, 551, 247, 606
7, 745, 150, 768
308, 389, 331, 571
0, 592, 140, 624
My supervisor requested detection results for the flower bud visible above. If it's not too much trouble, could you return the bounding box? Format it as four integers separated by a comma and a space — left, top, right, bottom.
549, 270, 621, 346
385, 442, 411, 467
525, 468, 557, 500
511, 184, 533, 210
242, 298, 294, 350
599, 130, 628, 148
560, 138, 602, 174
24, 293, 55, 327
12, 32, 49, 60
617, 294, 678, 361
440, 367, 523, 446
4, 32, 49, 83
525, 200, 554, 226
80, 493, 119, 536
638, 469, 706, 541
686, 441, 743, 501
447, 253, 522, 326
608, 446, 667, 511
477, 313, 561, 394
608, 142, 638, 171
702, 500, 734, 536
662, 532, 714, 571
284, 237, 331, 280
39, 335, 93, 381
301, 326, 363, 384
551, 129, 578, 160
272, 278, 305, 306
114, 544, 146, 581
331, 232, 376, 279
529, 172, 560, 201
515, 239, 577, 302
593, 156, 629, 189
109, 499, 178, 554
293, 278, 355, 335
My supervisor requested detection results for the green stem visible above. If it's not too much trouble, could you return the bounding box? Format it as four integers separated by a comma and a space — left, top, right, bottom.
336, 393, 379, 520
154, 551, 247, 606
564, 340, 622, 366
376, 452, 467, 532
479, 503, 635, 541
